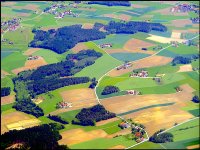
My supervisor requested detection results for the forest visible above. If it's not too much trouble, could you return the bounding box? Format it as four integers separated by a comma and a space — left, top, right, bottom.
101, 85, 120, 95
1, 124, 69, 150
104, 21, 167, 34
48, 114, 69, 124
72, 104, 116, 126
88, 1, 131, 7
1, 87, 11, 97
29, 25, 107, 54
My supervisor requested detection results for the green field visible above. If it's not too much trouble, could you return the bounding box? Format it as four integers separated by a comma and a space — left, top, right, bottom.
110, 53, 150, 62
75, 54, 123, 79
131, 141, 164, 149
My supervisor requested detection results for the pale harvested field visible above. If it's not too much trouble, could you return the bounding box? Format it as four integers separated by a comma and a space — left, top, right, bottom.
124, 105, 194, 136
1, 70, 10, 76
108, 145, 126, 149
123, 38, 156, 54
82, 23, 94, 29
147, 34, 187, 43
131, 4, 148, 8
171, 32, 182, 39
103, 14, 131, 21
177, 64, 193, 72
71, 43, 88, 53
1, 2, 16, 6
1, 95, 15, 105
1, 111, 36, 134
108, 55, 173, 77
96, 117, 120, 126
79, 7, 96, 11
12, 56, 47, 75
180, 84, 196, 93
153, 7, 188, 16
12, 4, 39, 11
187, 144, 200, 149
101, 89, 194, 115
58, 128, 108, 145
171, 19, 193, 27
23, 48, 41, 56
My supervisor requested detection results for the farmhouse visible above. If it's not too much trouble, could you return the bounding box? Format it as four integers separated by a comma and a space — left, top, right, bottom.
118, 122, 130, 129
130, 70, 148, 78
126, 90, 140, 95
175, 86, 182, 92
56, 101, 72, 109
99, 43, 112, 48
27, 55, 39, 60
116, 62, 132, 70
170, 41, 179, 47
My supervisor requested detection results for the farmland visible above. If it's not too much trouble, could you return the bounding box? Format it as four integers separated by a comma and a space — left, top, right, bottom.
1, 1, 199, 149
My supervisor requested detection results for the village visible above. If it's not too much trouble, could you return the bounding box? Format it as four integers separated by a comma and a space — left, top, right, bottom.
1, 18, 21, 34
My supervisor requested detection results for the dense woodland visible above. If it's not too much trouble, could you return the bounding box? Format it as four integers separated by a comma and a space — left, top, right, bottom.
104, 21, 167, 34
72, 104, 116, 126
89, 78, 98, 89
48, 114, 69, 124
1, 124, 69, 150
1, 87, 11, 97
88, 1, 131, 7
12, 49, 103, 117
101, 85, 120, 95
29, 25, 107, 54
149, 130, 174, 143
172, 54, 199, 66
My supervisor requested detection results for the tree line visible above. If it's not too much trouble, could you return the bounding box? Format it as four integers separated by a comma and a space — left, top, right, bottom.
1, 124, 69, 150
101, 85, 120, 95
104, 21, 167, 34
29, 25, 107, 54
149, 130, 174, 143
72, 104, 116, 126
48, 114, 69, 124
1, 87, 11, 97
171, 54, 199, 66
87, 1, 131, 7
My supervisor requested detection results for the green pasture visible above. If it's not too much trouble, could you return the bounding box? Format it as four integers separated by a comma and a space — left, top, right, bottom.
158, 49, 198, 58
110, 53, 150, 62
32, 48, 70, 64
1, 76, 14, 91
1, 104, 15, 113
93, 34, 134, 49
75, 54, 123, 80
70, 135, 136, 149
84, 42, 106, 54
38, 83, 90, 115
58, 109, 81, 122
1, 52, 27, 73
131, 141, 164, 149
191, 59, 199, 68
167, 44, 199, 55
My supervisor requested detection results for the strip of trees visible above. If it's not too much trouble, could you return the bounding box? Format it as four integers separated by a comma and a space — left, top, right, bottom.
88, 1, 131, 7
101, 85, 120, 95
1, 124, 69, 150
192, 95, 200, 103
72, 104, 116, 126
29, 25, 107, 54
1, 87, 11, 97
48, 114, 69, 124
104, 21, 167, 34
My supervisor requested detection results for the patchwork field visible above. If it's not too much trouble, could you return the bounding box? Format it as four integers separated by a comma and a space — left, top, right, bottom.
71, 43, 88, 53
178, 64, 193, 73
1, 95, 15, 105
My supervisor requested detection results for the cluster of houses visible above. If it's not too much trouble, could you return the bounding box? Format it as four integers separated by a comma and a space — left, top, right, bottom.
131, 124, 146, 143
170, 3, 199, 13
175, 86, 182, 92
116, 62, 132, 70
43, 3, 79, 19
126, 90, 140, 95
99, 43, 112, 48
56, 101, 72, 109
1, 18, 21, 33
130, 70, 148, 78
171, 41, 179, 47
27, 55, 39, 60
